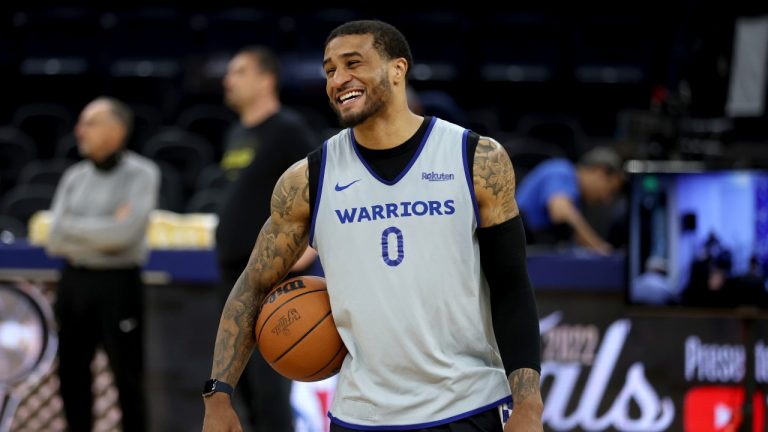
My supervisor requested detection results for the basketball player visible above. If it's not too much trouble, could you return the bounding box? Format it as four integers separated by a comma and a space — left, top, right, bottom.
203, 20, 543, 432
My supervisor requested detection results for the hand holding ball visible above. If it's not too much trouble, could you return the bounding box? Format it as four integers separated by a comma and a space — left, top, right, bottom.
255, 276, 347, 381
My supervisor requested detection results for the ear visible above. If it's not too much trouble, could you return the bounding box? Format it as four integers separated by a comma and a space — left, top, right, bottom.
262, 73, 278, 91
112, 124, 129, 147
392, 58, 408, 85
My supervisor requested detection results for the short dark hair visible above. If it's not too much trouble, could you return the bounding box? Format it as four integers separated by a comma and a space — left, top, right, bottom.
325, 20, 413, 79
578, 146, 623, 175
237, 45, 281, 90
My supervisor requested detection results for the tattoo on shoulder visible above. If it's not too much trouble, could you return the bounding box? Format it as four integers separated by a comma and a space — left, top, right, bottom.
474, 137, 518, 224
249, 160, 310, 291
272, 160, 310, 219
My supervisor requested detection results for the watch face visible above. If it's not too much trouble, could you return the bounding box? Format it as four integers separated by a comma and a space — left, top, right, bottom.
203, 379, 216, 394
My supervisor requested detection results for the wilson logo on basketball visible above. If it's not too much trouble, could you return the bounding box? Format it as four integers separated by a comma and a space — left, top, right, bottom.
264, 279, 306, 304
271, 308, 301, 336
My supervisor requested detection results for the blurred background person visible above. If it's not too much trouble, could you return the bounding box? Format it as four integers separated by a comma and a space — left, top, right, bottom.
215, 45, 318, 432
516, 146, 625, 255
631, 255, 677, 305
682, 231, 735, 307
46, 96, 160, 432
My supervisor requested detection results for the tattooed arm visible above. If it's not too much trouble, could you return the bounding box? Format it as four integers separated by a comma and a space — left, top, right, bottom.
473, 137, 519, 227
474, 137, 544, 432
203, 159, 311, 432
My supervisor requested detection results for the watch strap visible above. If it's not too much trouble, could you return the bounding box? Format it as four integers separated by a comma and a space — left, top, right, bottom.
203, 379, 234, 397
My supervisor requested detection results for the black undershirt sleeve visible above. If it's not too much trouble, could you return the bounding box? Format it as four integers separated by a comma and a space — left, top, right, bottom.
477, 215, 542, 375
307, 146, 322, 214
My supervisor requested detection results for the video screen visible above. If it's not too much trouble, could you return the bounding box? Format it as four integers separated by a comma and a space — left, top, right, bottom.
627, 170, 768, 308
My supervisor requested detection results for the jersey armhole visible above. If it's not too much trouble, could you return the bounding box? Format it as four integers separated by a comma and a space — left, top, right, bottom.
307, 142, 326, 246
463, 131, 481, 226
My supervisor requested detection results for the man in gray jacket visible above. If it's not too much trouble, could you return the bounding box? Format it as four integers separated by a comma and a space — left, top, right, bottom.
47, 96, 160, 432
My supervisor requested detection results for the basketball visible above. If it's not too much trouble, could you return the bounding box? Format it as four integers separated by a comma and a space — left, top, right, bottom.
255, 275, 347, 382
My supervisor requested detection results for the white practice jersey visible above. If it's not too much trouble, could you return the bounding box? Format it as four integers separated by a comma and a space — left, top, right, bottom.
310, 117, 511, 429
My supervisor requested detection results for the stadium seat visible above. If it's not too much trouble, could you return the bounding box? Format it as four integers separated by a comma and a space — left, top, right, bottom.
12, 103, 73, 159
0, 126, 37, 194
0, 214, 28, 239
185, 188, 226, 214
176, 104, 236, 156
0, 184, 56, 227
195, 164, 229, 192
18, 158, 73, 188
142, 127, 215, 193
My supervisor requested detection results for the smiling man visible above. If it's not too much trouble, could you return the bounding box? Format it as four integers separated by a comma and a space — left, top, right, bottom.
203, 20, 543, 432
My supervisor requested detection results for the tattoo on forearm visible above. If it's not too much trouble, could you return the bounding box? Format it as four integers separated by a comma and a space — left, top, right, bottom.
509, 368, 541, 404
211, 161, 310, 383
474, 138, 518, 224
212, 273, 260, 382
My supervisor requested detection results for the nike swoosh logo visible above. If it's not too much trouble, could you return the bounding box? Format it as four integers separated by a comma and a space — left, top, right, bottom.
334, 179, 361, 191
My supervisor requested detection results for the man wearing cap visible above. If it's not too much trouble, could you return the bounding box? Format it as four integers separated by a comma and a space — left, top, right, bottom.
516, 146, 624, 255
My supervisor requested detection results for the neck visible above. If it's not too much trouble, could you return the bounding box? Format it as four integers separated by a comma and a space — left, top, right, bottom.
576, 167, 586, 188
240, 97, 280, 127
91, 148, 122, 172
353, 107, 423, 150
576, 168, 595, 202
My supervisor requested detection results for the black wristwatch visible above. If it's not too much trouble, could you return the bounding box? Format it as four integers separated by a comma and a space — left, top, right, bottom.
203, 379, 234, 398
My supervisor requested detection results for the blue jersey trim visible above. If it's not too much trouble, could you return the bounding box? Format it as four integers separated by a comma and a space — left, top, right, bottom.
327, 395, 512, 430
461, 129, 481, 226
350, 117, 437, 186
308, 140, 329, 246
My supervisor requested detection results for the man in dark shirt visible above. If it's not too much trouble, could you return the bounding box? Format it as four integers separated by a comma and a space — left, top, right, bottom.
215, 46, 317, 431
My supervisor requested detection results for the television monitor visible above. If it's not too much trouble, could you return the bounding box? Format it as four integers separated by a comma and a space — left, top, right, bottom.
626, 163, 768, 309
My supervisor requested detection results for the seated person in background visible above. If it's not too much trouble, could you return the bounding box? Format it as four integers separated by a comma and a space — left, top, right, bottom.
516, 146, 624, 255
682, 235, 733, 307
683, 234, 767, 307
733, 254, 768, 307
632, 256, 677, 305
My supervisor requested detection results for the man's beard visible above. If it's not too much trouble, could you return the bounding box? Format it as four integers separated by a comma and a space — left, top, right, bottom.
332, 74, 391, 128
